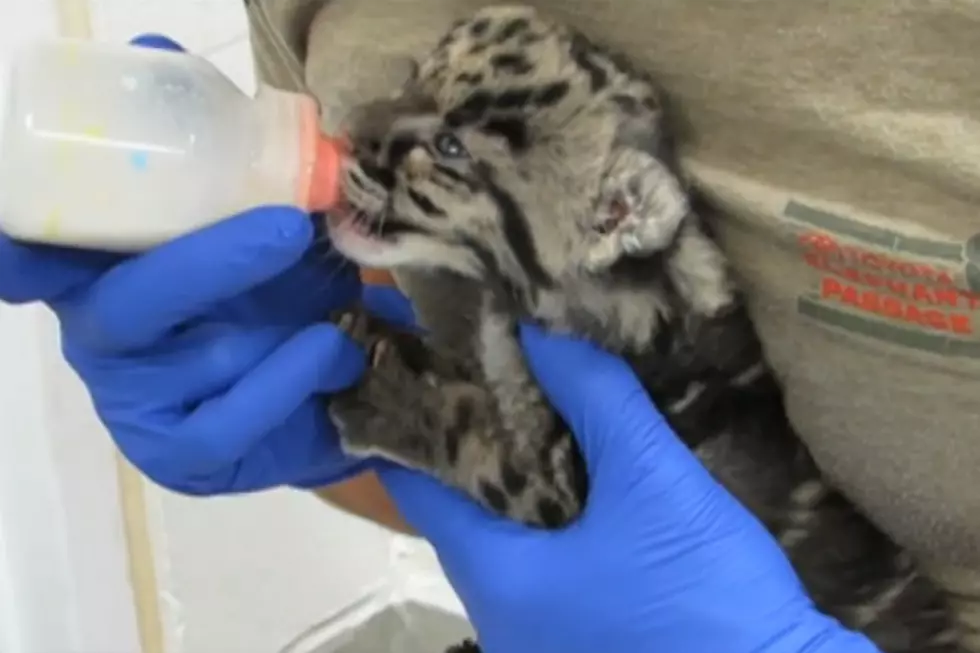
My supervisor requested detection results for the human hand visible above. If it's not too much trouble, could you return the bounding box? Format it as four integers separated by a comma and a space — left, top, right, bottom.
380, 326, 881, 653
53, 205, 374, 493
0, 35, 380, 494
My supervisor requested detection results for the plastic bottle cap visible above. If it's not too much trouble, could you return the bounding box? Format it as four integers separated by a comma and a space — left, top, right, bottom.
294, 93, 351, 213
306, 134, 349, 211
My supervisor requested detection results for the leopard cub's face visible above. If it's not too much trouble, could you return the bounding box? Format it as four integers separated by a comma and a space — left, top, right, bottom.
326, 5, 683, 294
328, 94, 538, 281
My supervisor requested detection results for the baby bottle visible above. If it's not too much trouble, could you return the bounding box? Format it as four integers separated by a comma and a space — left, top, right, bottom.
0, 39, 348, 251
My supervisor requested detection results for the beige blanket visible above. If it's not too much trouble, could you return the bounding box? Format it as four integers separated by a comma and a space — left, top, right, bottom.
245, 0, 980, 641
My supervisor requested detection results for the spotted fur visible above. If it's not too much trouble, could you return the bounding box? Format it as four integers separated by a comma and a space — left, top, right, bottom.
321, 5, 963, 652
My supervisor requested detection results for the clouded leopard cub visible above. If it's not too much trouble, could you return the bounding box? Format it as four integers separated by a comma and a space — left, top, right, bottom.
322, 5, 962, 652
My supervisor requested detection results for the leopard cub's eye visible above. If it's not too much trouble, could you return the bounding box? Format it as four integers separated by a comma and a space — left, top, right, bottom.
433, 132, 469, 159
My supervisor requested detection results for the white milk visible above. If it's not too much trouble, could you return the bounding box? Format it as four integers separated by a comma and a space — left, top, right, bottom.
0, 39, 345, 251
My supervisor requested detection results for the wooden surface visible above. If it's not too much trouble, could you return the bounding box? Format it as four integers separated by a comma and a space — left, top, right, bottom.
360, 268, 397, 286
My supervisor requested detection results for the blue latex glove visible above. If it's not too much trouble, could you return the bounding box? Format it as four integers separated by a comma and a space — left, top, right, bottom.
380, 325, 883, 653
0, 34, 385, 494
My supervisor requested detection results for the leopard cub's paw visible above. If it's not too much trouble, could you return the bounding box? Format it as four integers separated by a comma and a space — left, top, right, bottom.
328, 396, 379, 459
331, 308, 388, 366
328, 336, 423, 460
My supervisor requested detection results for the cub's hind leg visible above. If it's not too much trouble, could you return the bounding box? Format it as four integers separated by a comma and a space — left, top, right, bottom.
327, 304, 587, 528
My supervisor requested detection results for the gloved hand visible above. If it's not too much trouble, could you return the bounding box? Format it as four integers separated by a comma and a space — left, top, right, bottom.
0, 34, 384, 494
380, 325, 883, 653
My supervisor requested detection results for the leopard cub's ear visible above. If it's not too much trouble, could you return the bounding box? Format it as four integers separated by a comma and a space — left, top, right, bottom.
385, 55, 421, 96
584, 146, 690, 271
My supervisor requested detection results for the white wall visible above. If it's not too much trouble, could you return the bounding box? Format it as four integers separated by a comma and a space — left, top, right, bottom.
1, 2, 458, 651
0, 0, 143, 651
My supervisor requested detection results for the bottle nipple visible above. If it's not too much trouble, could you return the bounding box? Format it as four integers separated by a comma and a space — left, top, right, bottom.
303, 134, 350, 212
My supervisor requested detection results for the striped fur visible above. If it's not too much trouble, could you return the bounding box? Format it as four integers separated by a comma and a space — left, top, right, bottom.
321, 5, 963, 652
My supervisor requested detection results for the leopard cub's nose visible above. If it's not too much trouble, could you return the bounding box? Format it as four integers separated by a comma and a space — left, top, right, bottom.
405, 147, 435, 181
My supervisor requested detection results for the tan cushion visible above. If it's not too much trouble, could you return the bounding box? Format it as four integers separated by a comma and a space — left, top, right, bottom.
245, 1, 980, 643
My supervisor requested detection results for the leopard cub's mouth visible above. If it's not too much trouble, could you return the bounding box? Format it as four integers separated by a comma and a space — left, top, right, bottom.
326, 209, 376, 238
326, 207, 415, 242
326, 158, 424, 267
